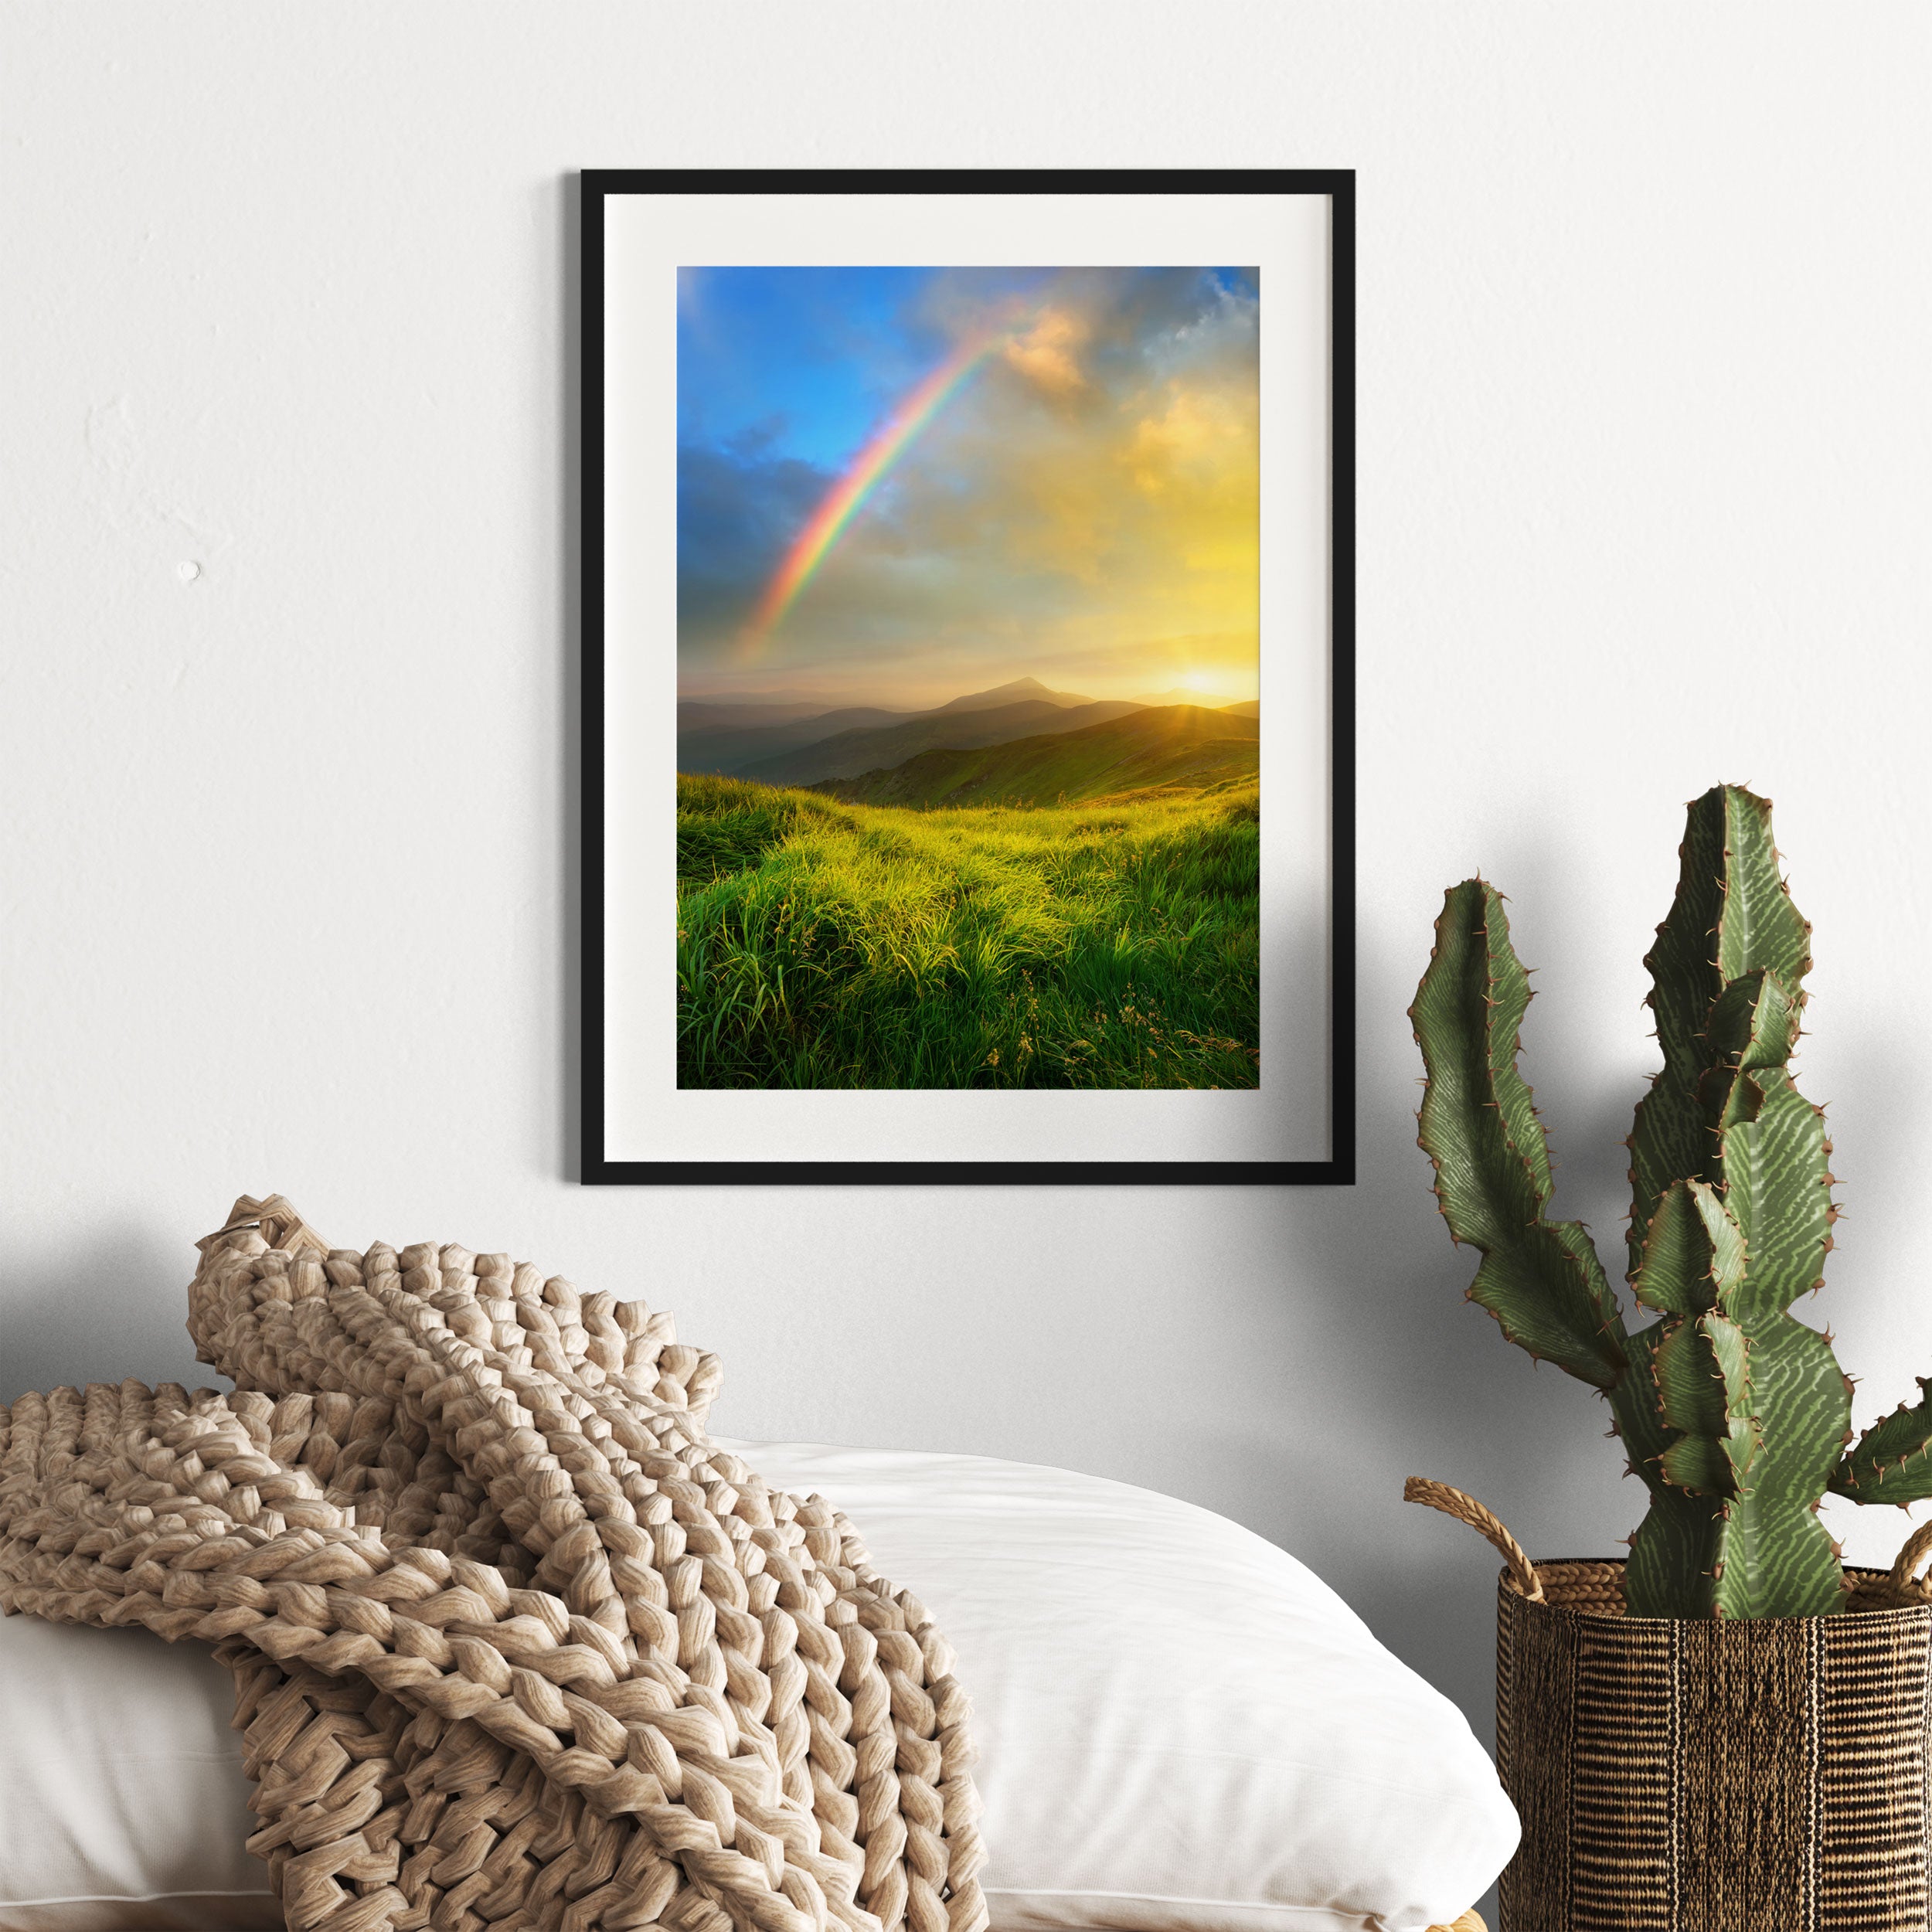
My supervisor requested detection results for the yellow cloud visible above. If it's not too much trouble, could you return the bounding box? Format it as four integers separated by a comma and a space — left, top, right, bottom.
1121, 380, 1258, 579
1127, 383, 1257, 495
1001, 308, 1087, 396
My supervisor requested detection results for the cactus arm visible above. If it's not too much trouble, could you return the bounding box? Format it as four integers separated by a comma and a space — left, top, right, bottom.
1411, 880, 1629, 1389
1626, 1305, 1845, 1619
1632, 1179, 1747, 1317
1702, 968, 1798, 1072
1831, 1381, 1932, 1503
1714, 787, 1814, 986
1638, 1182, 1759, 1502
1655, 1311, 1759, 1497
1626, 792, 1730, 1280
1703, 1321, 1849, 1617
1714, 1071, 1834, 1318
1613, 1321, 1677, 1478
1645, 788, 1731, 1066
1624, 1184, 1767, 1607
1622, 1321, 1726, 1617
1626, 1487, 1727, 1616
1700, 1313, 1758, 1488
1683, 1072, 1845, 1615
1611, 787, 1848, 1618
1628, 787, 1815, 1281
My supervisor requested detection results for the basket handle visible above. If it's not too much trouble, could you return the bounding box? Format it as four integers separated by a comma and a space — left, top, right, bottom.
1885, 1517, 1932, 1600
1405, 1477, 1543, 1603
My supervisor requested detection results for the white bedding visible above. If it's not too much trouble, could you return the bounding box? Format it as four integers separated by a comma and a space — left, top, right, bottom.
0, 1440, 1515, 1932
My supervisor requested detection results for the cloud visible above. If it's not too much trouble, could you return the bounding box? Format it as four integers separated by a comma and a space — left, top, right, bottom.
676, 440, 829, 641
1002, 308, 1087, 397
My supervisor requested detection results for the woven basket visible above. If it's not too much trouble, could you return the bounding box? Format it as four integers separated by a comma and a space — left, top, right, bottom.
1410, 1480, 1932, 1932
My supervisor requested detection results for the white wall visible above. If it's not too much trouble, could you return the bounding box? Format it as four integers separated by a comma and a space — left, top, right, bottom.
9, 12, 1932, 1916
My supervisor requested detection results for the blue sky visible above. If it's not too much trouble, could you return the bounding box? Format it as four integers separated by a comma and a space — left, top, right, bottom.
678, 266, 1009, 466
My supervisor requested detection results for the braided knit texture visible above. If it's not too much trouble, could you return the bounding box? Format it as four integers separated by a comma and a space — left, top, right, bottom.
0, 1197, 987, 1932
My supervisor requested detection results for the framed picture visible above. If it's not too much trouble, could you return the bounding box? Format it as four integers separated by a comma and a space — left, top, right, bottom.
583, 168, 1354, 1184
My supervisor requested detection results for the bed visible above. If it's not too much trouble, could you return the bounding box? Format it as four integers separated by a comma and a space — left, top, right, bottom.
0, 1437, 1512, 1932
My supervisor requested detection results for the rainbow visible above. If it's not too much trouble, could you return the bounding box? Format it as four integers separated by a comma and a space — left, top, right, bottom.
742, 334, 996, 648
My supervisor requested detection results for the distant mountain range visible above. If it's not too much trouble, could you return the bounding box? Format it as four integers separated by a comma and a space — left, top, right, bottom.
677, 697, 869, 733
737, 697, 1148, 787
679, 678, 1256, 789
679, 704, 917, 776
810, 704, 1260, 809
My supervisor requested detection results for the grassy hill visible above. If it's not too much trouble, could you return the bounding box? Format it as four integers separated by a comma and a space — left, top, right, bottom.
810, 703, 1259, 808
676, 772, 1260, 1089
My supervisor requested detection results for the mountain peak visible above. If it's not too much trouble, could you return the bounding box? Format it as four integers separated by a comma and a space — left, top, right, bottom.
936, 676, 1090, 713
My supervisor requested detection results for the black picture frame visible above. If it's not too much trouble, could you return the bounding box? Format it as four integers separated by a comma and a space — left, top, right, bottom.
582, 168, 1355, 1185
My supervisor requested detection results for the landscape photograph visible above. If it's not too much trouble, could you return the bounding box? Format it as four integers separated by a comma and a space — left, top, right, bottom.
675, 264, 1262, 1090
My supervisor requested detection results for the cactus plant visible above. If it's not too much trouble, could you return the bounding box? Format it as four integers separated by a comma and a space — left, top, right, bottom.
1412, 784, 1932, 1617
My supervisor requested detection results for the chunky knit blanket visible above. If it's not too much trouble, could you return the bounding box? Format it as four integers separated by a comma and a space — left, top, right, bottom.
0, 1198, 985, 1932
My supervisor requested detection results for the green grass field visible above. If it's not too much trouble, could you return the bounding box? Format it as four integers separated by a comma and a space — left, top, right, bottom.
677, 772, 1260, 1089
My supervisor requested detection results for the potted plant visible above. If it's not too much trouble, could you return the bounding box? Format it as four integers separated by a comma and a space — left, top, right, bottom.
1407, 784, 1932, 1932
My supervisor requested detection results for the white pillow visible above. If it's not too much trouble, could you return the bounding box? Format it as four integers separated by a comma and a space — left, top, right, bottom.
0, 1441, 1515, 1932
0, 1614, 273, 1932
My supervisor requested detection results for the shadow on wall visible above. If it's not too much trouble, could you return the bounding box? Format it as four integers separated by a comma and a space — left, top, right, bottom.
1260, 1080, 1632, 1686
1268, 936, 1657, 1930
0, 1223, 219, 1405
